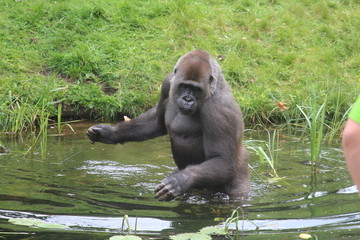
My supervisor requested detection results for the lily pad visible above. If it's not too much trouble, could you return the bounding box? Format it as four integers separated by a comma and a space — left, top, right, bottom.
299, 233, 312, 239
9, 218, 69, 229
170, 233, 211, 240
199, 226, 227, 235
9, 218, 43, 227
36, 222, 70, 229
109, 235, 142, 240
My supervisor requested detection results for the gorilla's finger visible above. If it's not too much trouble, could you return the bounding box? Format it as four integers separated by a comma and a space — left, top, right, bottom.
89, 127, 103, 133
87, 128, 97, 137
163, 191, 175, 201
155, 186, 169, 199
154, 183, 165, 193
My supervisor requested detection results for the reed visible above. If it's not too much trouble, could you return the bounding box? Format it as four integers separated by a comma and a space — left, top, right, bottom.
224, 207, 258, 238
7, 95, 35, 134
39, 112, 50, 157
39, 99, 50, 157
23, 98, 51, 156
54, 103, 76, 135
297, 101, 326, 170
248, 129, 280, 178
325, 91, 352, 143
121, 215, 131, 233
57, 103, 62, 136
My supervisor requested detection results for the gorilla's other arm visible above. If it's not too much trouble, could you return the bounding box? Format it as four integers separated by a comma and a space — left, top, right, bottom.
87, 74, 172, 144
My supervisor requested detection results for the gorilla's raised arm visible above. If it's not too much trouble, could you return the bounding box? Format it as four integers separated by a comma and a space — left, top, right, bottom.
87, 74, 172, 144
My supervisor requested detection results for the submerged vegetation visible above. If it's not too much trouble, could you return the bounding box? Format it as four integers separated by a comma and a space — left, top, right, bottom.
0, 0, 359, 135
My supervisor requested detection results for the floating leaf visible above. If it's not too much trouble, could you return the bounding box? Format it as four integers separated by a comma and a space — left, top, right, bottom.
170, 233, 211, 240
109, 235, 142, 240
36, 222, 70, 229
299, 233, 312, 239
199, 226, 227, 235
9, 218, 43, 227
9, 218, 69, 229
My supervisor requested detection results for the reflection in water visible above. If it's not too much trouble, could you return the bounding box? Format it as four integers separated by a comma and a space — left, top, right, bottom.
0, 123, 359, 239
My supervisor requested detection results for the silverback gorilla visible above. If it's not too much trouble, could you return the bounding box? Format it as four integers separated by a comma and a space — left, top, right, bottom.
87, 50, 249, 201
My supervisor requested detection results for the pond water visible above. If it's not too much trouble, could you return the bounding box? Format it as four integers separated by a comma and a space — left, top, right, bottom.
0, 122, 359, 239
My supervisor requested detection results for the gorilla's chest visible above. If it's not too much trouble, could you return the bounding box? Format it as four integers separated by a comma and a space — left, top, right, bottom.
165, 105, 205, 168
165, 106, 202, 138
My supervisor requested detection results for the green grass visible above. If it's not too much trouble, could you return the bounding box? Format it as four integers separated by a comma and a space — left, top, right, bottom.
0, 0, 359, 134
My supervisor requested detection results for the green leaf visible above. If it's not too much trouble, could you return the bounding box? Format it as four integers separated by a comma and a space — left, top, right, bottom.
9, 218, 69, 229
9, 218, 43, 227
170, 233, 211, 240
199, 226, 227, 235
36, 222, 70, 229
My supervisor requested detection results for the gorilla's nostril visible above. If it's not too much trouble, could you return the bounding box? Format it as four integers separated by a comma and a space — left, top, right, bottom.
184, 96, 193, 102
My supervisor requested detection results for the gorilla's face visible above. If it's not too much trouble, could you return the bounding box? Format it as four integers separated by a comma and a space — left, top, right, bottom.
176, 81, 203, 115
171, 52, 215, 115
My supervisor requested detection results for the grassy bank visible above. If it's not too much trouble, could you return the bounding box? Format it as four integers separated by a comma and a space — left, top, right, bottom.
0, 0, 359, 134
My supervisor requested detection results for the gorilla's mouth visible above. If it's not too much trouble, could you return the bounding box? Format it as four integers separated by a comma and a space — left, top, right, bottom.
178, 106, 195, 115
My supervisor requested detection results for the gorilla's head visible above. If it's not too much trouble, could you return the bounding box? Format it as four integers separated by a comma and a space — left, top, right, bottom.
170, 50, 218, 115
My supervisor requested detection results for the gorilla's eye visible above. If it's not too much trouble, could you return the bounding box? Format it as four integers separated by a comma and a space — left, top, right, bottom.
178, 83, 202, 99
174, 68, 177, 74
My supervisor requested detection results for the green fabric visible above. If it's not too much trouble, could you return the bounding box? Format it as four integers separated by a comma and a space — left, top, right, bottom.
349, 96, 360, 124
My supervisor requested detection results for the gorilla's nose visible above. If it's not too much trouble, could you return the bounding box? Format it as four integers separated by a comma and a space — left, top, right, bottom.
183, 96, 194, 103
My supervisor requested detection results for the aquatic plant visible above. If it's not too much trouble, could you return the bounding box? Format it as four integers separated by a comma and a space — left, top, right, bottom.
120, 215, 138, 235
38, 103, 50, 157
248, 129, 280, 178
121, 215, 131, 233
2, 92, 36, 134
224, 207, 259, 239
170, 233, 211, 240
297, 101, 326, 169
325, 91, 353, 143
9, 218, 69, 229
23, 97, 51, 157
54, 104, 76, 135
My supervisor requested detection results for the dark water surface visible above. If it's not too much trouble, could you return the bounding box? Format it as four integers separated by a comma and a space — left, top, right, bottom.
0, 123, 359, 239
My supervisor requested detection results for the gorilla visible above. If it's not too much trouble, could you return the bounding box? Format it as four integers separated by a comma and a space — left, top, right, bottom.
87, 50, 249, 201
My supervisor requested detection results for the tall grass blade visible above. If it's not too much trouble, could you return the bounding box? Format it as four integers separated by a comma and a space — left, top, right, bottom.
248, 129, 280, 178
57, 104, 62, 136
297, 101, 326, 171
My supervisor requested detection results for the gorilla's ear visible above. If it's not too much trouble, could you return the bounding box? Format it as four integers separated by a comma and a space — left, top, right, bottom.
209, 75, 215, 84
209, 75, 217, 95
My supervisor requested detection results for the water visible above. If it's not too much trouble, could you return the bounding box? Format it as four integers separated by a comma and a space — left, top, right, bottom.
0, 123, 359, 239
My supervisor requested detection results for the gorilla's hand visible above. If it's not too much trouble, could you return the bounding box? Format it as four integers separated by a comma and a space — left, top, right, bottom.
87, 125, 118, 144
155, 171, 191, 201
